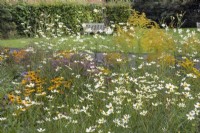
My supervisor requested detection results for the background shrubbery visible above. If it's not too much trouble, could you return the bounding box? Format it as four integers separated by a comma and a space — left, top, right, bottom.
0, 2, 131, 38
132, 0, 200, 28
0, 4, 17, 39
0, 0, 199, 39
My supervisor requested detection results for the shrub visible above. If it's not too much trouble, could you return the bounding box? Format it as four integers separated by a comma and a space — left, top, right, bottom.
116, 10, 176, 66
0, 2, 131, 37
132, 0, 200, 28
0, 4, 17, 39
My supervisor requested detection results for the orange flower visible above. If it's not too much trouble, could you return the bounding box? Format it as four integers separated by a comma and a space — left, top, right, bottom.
15, 96, 22, 104
8, 94, 15, 102
12, 50, 27, 63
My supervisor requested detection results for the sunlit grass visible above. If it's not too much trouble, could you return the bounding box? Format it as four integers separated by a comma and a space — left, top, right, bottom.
0, 28, 199, 53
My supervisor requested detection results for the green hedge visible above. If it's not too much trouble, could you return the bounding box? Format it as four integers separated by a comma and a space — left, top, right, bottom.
0, 3, 131, 38
0, 4, 17, 38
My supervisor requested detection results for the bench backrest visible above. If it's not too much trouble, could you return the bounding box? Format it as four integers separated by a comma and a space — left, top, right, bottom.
83, 23, 105, 33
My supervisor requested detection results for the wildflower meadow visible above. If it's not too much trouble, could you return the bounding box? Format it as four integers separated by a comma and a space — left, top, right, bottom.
0, 1, 200, 133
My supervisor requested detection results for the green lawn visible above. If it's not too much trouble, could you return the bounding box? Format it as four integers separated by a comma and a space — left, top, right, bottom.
0, 38, 37, 48
0, 35, 119, 52
0, 28, 199, 53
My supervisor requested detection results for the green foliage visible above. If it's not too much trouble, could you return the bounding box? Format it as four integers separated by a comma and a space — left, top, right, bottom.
0, 3, 131, 37
133, 0, 200, 28
0, 4, 17, 39
116, 10, 178, 68
106, 4, 131, 24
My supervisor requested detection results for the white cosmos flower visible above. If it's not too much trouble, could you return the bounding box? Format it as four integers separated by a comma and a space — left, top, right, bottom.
25, 47, 34, 52
186, 73, 197, 78
55, 66, 61, 72
97, 118, 106, 124
133, 102, 143, 110
0, 117, 7, 121
161, 23, 166, 27
177, 103, 186, 108
86, 126, 96, 132
193, 59, 199, 63
181, 82, 190, 87
37, 128, 45, 132
122, 114, 131, 123
25, 83, 35, 88
45, 117, 51, 122
194, 102, 200, 109
46, 95, 54, 99
184, 87, 190, 91
140, 110, 148, 116
80, 105, 89, 113
15, 90, 21, 94
116, 58, 122, 62
165, 83, 177, 93
152, 102, 159, 106
36, 120, 44, 124
181, 82, 191, 91
106, 103, 113, 109
93, 9, 99, 13
186, 111, 195, 120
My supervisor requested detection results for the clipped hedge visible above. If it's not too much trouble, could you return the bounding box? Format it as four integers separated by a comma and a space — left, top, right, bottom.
0, 3, 131, 37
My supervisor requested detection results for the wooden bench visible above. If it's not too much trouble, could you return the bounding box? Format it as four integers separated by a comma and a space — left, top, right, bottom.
82, 23, 106, 33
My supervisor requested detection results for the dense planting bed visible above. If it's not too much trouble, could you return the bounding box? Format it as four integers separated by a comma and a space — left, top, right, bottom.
0, 9, 200, 133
